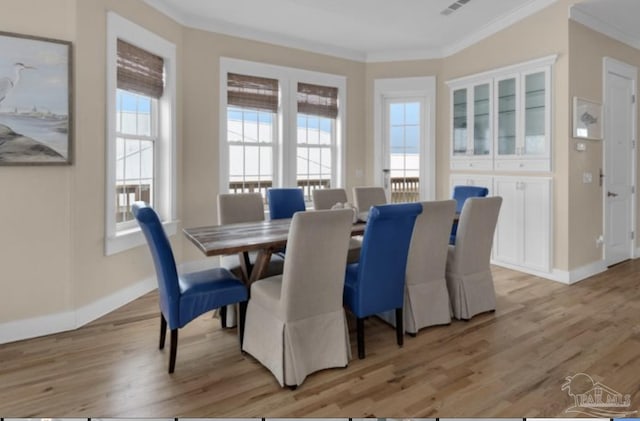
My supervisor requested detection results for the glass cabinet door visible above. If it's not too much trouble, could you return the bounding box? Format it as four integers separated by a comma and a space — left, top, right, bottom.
473, 83, 491, 155
497, 77, 517, 155
524, 71, 546, 155
452, 88, 467, 156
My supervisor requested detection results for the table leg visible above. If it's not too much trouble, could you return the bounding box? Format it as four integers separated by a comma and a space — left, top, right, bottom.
237, 251, 252, 284
248, 248, 273, 286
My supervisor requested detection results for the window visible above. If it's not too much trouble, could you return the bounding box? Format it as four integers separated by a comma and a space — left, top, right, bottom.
220, 58, 346, 204
105, 12, 177, 255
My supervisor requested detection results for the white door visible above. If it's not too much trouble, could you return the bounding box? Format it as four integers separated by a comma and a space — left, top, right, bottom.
604, 59, 637, 266
382, 97, 426, 202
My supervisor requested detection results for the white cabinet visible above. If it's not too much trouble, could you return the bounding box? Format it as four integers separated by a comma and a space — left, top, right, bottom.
493, 176, 552, 272
494, 67, 552, 172
448, 55, 556, 172
449, 174, 494, 196
450, 80, 493, 170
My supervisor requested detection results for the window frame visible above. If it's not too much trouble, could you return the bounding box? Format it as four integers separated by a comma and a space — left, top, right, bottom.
105, 12, 177, 256
219, 58, 346, 199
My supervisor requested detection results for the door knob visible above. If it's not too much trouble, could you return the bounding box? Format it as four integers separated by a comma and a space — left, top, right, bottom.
608, 191, 618, 197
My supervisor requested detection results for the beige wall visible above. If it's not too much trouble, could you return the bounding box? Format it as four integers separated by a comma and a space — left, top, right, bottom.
568, 21, 640, 268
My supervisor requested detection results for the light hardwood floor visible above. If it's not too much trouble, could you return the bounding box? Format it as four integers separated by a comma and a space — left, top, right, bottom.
1, 262, 640, 417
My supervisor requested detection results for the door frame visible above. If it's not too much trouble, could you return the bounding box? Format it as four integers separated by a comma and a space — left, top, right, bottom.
373, 77, 436, 201
602, 57, 638, 262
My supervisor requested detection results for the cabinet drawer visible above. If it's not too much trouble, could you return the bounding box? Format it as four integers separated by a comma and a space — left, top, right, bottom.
494, 159, 550, 172
450, 159, 493, 171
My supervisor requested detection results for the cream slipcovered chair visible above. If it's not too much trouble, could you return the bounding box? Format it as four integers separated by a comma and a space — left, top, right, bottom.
217, 193, 284, 326
353, 186, 387, 214
312, 188, 348, 210
218, 193, 285, 279
379, 200, 457, 334
242, 209, 353, 388
312, 188, 361, 263
446, 196, 502, 320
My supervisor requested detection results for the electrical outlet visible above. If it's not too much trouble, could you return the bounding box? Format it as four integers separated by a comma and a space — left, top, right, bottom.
596, 235, 604, 247
583, 172, 593, 184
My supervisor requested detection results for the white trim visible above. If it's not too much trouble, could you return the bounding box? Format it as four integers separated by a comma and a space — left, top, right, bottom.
219, 57, 347, 193
373, 77, 437, 201
144, 0, 559, 63
491, 259, 606, 285
105, 12, 178, 256
570, 5, 640, 52
0, 276, 157, 345
602, 57, 638, 265
447, 54, 558, 87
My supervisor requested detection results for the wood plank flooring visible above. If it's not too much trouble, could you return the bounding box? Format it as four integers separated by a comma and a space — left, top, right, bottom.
1, 262, 640, 417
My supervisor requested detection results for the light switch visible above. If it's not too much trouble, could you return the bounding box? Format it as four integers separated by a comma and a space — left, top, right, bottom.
583, 172, 593, 183
576, 142, 587, 151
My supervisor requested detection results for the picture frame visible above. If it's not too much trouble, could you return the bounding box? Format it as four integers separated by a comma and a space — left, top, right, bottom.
573, 96, 602, 140
0, 31, 73, 165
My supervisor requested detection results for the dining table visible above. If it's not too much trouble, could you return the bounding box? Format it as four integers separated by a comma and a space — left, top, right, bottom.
183, 218, 367, 285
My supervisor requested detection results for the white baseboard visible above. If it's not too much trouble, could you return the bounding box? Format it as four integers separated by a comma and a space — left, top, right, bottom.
491, 259, 607, 285
0, 276, 157, 345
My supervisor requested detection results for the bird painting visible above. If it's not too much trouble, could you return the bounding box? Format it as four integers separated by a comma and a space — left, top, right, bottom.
0, 62, 35, 105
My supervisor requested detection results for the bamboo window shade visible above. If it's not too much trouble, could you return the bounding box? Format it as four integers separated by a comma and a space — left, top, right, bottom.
227, 73, 279, 113
117, 39, 164, 98
297, 82, 338, 119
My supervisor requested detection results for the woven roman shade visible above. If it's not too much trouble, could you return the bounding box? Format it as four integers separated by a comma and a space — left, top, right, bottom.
117, 39, 164, 98
297, 82, 338, 119
227, 73, 279, 113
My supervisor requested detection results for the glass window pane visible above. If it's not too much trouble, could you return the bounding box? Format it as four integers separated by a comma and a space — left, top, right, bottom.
390, 103, 404, 125
320, 147, 332, 177
297, 147, 309, 176
124, 140, 141, 180
115, 137, 125, 182
405, 126, 420, 154
140, 140, 153, 179
405, 102, 420, 125
121, 112, 136, 134
453, 89, 467, 155
260, 146, 272, 179
229, 145, 244, 179
244, 145, 259, 179
319, 119, 332, 146
258, 112, 273, 143
243, 110, 258, 143
498, 78, 517, 155
390, 126, 404, 153
137, 111, 151, 137
307, 116, 319, 145
308, 148, 321, 175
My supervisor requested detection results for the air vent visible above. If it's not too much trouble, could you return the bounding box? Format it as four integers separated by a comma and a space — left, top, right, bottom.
441, 0, 472, 16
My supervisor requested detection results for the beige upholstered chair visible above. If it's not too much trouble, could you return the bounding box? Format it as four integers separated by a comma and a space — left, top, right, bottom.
353, 186, 387, 214
380, 200, 457, 334
312, 188, 348, 210
217, 193, 285, 279
242, 209, 353, 388
312, 188, 360, 263
445, 196, 502, 320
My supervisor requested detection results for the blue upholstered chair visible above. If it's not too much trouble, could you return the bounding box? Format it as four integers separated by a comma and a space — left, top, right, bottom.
343, 202, 422, 359
267, 188, 306, 220
450, 185, 489, 244
132, 201, 248, 373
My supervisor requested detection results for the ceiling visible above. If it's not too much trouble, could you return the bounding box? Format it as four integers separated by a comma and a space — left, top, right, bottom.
144, 0, 640, 62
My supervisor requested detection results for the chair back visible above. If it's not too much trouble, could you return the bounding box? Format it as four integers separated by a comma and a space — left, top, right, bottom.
353, 186, 387, 212
406, 200, 456, 286
312, 188, 348, 210
267, 188, 306, 220
132, 201, 179, 327
356, 203, 422, 315
452, 185, 489, 213
280, 209, 353, 321
451, 196, 502, 275
218, 192, 264, 224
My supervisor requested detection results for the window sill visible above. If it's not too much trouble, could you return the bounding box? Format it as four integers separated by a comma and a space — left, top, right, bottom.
105, 220, 179, 256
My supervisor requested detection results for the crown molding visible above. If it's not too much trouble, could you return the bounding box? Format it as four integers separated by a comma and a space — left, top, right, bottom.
145, 0, 562, 64
570, 5, 640, 52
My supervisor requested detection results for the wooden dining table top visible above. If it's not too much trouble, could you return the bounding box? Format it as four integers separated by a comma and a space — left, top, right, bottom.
183, 218, 367, 257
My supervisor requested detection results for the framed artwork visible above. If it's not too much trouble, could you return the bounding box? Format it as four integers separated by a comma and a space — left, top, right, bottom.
573, 97, 602, 140
0, 31, 72, 165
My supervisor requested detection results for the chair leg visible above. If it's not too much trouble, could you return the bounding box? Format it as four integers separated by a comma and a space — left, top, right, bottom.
395, 307, 403, 347
168, 329, 178, 374
159, 313, 167, 350
357, 317, 365, 359
238, 300, 248, 349
220, 305, 227, 328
